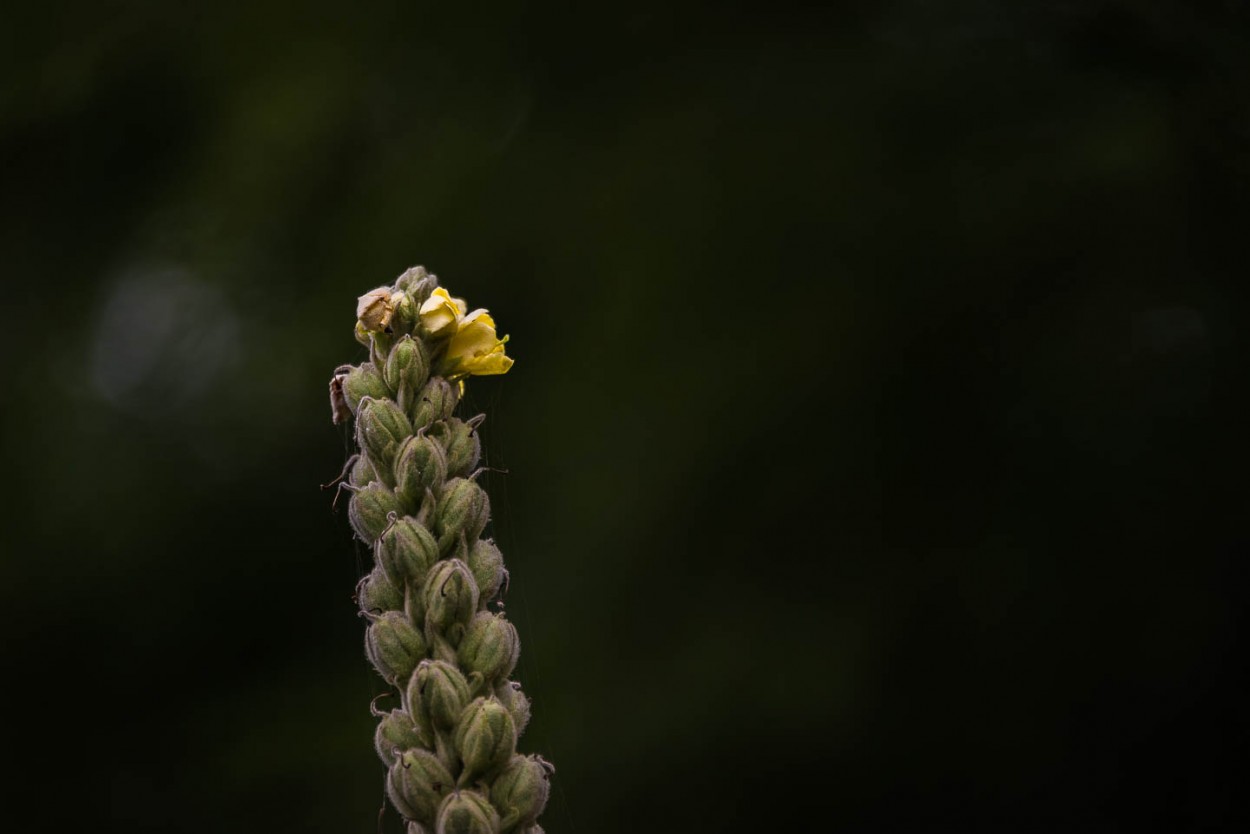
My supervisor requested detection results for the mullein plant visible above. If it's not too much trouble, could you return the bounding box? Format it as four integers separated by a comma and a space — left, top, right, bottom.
328, 267, 552, 834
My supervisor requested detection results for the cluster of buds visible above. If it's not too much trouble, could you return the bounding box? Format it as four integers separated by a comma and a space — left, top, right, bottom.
331, 267, 551, 834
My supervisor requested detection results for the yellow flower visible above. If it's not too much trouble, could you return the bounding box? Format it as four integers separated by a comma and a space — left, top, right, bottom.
441, 309, 514, 378
419, 287, 467, 339
356, 287, 396, 332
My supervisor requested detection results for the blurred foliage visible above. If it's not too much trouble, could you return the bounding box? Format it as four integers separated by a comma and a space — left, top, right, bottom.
1, 1, 1247, 831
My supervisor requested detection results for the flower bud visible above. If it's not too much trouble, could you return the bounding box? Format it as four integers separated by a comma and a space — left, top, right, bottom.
388, 749, 454, 824
390, 291, 419, 335
385, 335, 431, 412
349, 482, 402, 543
490, 755, 551, 832
395, 435, 449, 509
453, 697, 516, 784
466, 539, 505, 606
408, 659, 472, 732
410, 275, 438, 305
435, 479, 490, 552
358, 286, 397, 332
357, 397, 413, 475
358, 564, 402, 613
375, 709, 428, 767
407, 823, 433, 834
377, 517, 439, 588
494, 681, 532, 737
366, 611, 427, 684
435, 789, 500, 834
341, 362, 390, 414
394, 265, 429, 292
429, 417, 482, 479
412, 377, 459, 429
351, 453, 379, 487
458, 612, 519, 687
422, 559, 479, 635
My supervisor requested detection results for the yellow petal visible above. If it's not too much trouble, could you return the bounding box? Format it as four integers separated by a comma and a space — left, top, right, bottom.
446, 318, 501, 360
461, 308, 494, 328
419, 288, 462, 338
465, 350, 514, 376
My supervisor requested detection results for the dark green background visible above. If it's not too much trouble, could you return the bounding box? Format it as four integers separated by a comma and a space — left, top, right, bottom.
2, 2, 1246, 831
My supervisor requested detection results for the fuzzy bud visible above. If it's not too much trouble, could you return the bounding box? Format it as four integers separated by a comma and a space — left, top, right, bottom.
358, 287, 396, 332
494, 681, 532, 737
408, 659, 472, 732
385, 335, 431, 412
357, 397, 414, 475
377, 517, 440, 588
412, 377, 459, 429
375, 709, 428, 768
351, 453, 379, 487
422, 559, 479, 635
396, 435, 449, 509
366, 611, 428, 684
390, 292, 419, 335
349, 482, 402, 543
341, 363, 389, 414
466, 539, 505, 605
388, 749, 454, 824
490, 755, 552, 832
453, 697, 516, 784
429, 417, 482, 478
394, 265, 429, 292
409, 275, 438, 305
458, 612, 519, 687
358, 564, 402, 614
435, 479, 490, 552
435, 789, 500, 834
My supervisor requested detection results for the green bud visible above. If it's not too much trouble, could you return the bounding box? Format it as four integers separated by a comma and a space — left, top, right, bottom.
341, 362, 390, 414
412, 377, 459, 430
453, 697, 516, 784
357, 397, 414, 475
494, 681, 532, 738
408, 659, 472, 732
385, 335, 431, 412
348, 481, 402, 543
429, 417, 482, 479
411, 275, 438, 303
366, 611, 428, 684
435, 789, 500, 834
396, 435, 449, 509
350, 453, 378, 487
394, 265, 428, 291
390, 292, 419, 335
375, 709, 428, 768
358, 564, 402, 613
422, 559, 479, 635
466, 539, 506, 606
434, 479, 490, 553
458, 612, 519, 688
490, 755, 552, 832
395, 266, 438, 303
387, 748, 454, 824
377, 516, 439, 588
